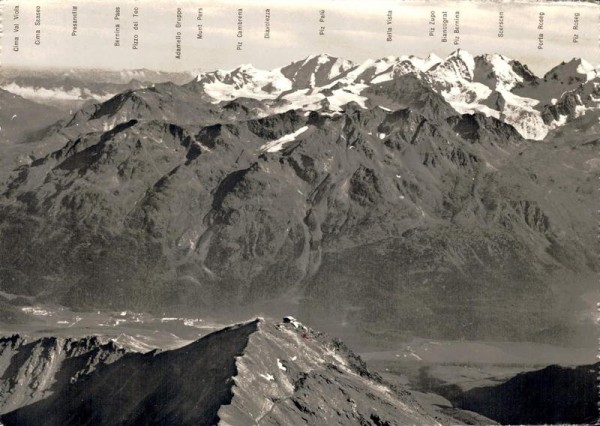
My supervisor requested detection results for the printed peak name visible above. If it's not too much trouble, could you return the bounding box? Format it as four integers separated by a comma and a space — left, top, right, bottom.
237, 8, 243, 50
197, 8, 204, 40
35, 6, 42, 45
12, 5, 19, 52
175, 8, 183, 59
537, 11, 544, 49
72, 6, 78, 36
114, 6, 121, 47
386, 10, 392, 42
264, 9, 271, 39
429, 11, 435, 37
319, 10, 325, 36
572, 12, 579, 43
453, 11, 460, 45
132, 6, 139, 50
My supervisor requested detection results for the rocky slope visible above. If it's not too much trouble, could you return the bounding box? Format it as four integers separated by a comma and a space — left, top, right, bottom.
450, 362, 600, 424
0, 52, 597, 345
0, 89, 65, 144
0, 318, 469, 425
0, 334, 126, 415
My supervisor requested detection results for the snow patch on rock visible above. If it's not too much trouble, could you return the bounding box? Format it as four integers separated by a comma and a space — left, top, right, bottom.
261, 126, 309, 152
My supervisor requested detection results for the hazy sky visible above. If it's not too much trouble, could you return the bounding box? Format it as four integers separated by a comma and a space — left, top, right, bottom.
1, 0, 598, 75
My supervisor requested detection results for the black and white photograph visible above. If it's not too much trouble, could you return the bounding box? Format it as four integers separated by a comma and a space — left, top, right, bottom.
0, 0, 598, 424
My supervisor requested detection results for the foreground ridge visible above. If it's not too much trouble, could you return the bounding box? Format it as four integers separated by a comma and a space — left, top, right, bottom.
0, 318, 457, 425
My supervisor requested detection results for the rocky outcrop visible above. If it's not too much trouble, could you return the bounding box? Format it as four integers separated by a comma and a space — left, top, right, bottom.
0, 335, 126, 414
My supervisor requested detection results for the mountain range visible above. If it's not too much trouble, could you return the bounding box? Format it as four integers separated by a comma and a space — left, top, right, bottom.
0, 67, 196, 112
0, 50, 597, 347
186, 50, 599, 140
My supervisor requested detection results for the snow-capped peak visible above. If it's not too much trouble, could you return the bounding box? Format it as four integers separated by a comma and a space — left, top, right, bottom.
334, 57, 399, 85
280, 54, 354, 89
414, 53, 443, 72
473, 53, 524, 91
192, 65, 293, 101
449, 49, 476, 78
232, 63, 259, 74
430, 49, 476, 81
327, 54, 439, 86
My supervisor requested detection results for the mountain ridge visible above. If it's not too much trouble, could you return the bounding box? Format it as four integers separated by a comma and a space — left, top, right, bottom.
0, 318, 468, 425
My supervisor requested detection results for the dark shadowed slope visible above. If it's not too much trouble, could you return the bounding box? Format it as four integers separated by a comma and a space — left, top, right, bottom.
2, 321, 258, 426
451, 363, 599, 425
